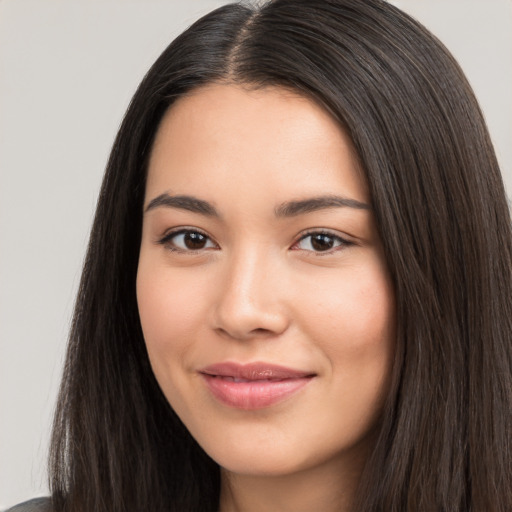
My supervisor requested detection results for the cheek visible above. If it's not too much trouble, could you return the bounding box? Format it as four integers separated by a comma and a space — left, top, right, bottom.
295, 260, 395, 399
301, 268, 395, 442
136, 261, 208, 364
136, 258, 218, 429
299, 263, 394, 345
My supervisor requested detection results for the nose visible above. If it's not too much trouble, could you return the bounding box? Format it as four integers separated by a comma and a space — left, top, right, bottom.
211, 249, 290, 341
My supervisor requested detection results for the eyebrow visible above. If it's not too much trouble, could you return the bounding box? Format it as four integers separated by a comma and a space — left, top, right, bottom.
144, 193, 370, 218
144, 193, 219, 217
275, 195, 371, 217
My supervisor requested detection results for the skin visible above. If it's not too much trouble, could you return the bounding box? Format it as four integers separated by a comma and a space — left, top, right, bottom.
137, 83, 396, 512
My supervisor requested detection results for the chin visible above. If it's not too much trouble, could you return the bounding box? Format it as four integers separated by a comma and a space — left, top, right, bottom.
216, 452, 309, 478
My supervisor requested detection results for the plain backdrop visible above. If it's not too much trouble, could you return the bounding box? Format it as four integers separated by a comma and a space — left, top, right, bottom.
1, 0, 511, 508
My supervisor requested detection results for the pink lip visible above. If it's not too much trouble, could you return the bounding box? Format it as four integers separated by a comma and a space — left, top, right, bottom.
199, 362, 315, 410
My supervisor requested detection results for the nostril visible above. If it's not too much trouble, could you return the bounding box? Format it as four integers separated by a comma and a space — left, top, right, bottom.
214, 325, 281, 341
252, 328, 272, 335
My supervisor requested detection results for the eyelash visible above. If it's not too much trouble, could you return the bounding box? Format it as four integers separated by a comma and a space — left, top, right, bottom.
157, 228, 217, 253
157, 228, 353, 255
291, 229, 354, 255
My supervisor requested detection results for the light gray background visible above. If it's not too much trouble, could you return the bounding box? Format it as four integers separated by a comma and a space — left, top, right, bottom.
1, 0, 511, 508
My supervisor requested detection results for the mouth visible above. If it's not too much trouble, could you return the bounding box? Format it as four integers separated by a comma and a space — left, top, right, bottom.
199, 362, 316, 410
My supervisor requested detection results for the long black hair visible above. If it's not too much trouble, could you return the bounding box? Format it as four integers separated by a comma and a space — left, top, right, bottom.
49, 1, 512, 510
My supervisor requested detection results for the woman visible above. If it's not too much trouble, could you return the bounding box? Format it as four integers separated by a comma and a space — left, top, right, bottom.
10, 0, 512, 510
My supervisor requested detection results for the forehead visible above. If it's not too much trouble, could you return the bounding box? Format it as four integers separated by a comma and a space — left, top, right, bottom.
146, 83, 368, 206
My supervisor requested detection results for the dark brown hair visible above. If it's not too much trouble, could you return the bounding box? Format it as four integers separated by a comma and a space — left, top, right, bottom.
50, 1, 512, 510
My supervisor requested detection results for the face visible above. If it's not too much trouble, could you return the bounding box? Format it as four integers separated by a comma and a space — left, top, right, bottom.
137, 84, 395, 478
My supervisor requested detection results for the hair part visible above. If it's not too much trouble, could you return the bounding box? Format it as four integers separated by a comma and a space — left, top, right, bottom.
49, 1, 512, 511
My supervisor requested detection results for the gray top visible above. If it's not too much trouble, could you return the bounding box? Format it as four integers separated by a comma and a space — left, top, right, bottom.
5, 498, 52, 512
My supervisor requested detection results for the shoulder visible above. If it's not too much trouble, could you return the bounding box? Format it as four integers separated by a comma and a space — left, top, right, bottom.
5, 498, 52, 512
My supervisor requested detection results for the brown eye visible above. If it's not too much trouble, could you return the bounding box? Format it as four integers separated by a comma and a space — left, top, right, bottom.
160, 230, 216, 252
294, 232, 350, 253
311, 234, 335, 251
183, 232, 208, 249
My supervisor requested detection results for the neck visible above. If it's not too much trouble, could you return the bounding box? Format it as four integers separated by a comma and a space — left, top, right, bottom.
218, 449, 367, 512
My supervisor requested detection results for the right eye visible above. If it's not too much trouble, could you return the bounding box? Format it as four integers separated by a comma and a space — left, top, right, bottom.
159, 229, 217, 252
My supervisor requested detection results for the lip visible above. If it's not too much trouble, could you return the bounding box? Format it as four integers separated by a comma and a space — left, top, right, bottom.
199, 362, 316, 410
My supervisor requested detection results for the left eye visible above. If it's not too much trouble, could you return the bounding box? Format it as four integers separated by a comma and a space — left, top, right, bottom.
161, 230, 217, 251
294, 232, 349, 252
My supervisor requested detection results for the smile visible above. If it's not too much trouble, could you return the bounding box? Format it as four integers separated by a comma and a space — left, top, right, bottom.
199, 362, 316, 410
